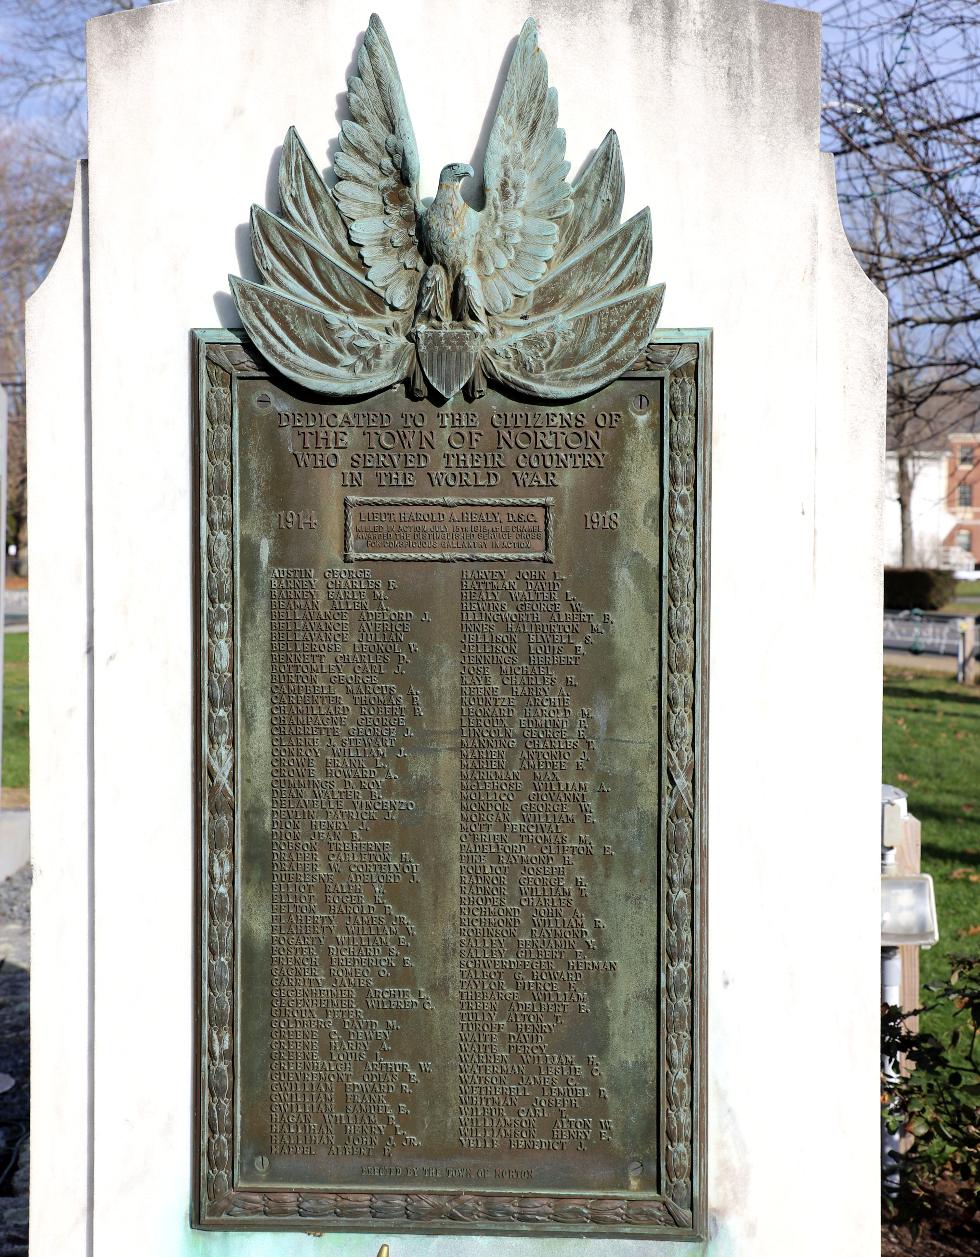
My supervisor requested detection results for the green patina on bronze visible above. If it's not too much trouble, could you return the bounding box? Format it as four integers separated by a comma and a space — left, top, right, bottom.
230, 15, 665, 403
196, 12, 709, 1243
194, 331, 709, 1237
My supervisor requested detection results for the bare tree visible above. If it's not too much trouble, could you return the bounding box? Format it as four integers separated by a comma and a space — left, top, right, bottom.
0, 1, 158, 557
0, 127, 77, 550
0, 128, 76, 368
0, 0, 152, 139
811, 0, 980, 564
3, 372, 26, 555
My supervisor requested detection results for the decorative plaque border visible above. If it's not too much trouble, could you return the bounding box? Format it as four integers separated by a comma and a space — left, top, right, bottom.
194, 328, 710, 1238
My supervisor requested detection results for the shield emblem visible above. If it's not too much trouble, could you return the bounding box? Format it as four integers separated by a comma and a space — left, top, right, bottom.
415, 326, 483, 399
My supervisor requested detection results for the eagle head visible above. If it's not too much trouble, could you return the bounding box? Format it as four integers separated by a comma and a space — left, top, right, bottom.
438, 162, 474, 186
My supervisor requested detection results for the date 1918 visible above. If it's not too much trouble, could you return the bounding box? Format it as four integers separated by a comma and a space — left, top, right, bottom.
584, 511, 619, 530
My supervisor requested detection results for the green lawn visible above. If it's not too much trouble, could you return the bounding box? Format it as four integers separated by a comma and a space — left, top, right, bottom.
3, 631, 28, 790
938, 581, 980, 614
934, 601, 980, 615
883, 669, 980, 1029
935, 581, 980, 613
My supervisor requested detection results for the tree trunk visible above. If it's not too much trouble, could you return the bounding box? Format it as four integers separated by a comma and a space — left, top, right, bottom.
897, 452, 915, 567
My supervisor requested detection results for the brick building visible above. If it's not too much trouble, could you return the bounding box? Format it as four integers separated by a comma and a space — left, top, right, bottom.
943, 432, 980, 564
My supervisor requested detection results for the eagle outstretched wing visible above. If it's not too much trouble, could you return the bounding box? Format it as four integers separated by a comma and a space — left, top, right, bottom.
230, 119, 413, 395
333, 14, 425, 310
475, 18, 573, 316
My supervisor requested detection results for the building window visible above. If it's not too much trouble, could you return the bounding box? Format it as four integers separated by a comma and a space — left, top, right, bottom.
957, 529, 972, 551
961, 445, 975, 466
958, 483, 973, 507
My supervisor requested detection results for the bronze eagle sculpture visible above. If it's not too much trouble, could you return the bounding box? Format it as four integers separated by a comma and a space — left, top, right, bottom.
230, 14, 664, 401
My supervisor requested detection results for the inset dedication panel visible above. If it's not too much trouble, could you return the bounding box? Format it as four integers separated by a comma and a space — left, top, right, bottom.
344, 497, 553, 561
196, 333, 708, 1236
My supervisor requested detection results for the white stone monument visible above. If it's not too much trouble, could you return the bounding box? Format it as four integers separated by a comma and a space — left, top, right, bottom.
27, 1, 886, 1254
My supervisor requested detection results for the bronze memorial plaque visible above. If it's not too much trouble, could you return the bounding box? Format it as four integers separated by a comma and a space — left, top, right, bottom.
195, 14, 708, 1240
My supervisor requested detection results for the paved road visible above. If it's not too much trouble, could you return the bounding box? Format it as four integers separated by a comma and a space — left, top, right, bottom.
3, 591, 26, 634
884, 649, 957, 674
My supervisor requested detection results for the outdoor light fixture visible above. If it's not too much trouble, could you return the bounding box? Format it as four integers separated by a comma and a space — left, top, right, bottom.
880, 785, 940, 1197
880, 874, 939, 948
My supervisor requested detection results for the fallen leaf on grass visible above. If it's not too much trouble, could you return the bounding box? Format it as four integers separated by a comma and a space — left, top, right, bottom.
957, 925, 980, 938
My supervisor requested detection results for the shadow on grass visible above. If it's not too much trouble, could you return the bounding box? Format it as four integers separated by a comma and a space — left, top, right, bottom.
909, 797, 980, 829
921, 840, 980, 867
883, 683, 980, 709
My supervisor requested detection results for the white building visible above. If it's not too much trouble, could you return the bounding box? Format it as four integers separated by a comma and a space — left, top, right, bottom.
884, 449, 959, 568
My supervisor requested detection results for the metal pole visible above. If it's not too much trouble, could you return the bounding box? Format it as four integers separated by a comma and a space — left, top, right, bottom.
957, 619, 966, 684
959, 617, 977, 685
